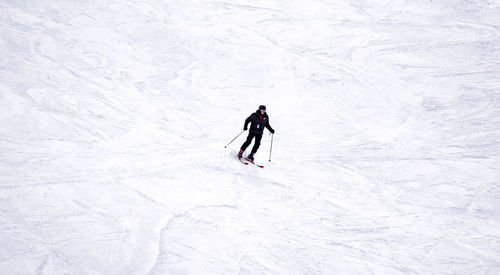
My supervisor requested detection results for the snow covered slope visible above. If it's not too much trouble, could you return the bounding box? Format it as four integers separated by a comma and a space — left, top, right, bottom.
1, 0, 499, 274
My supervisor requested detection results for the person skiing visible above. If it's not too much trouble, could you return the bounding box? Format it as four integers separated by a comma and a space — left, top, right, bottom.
238, 105, 275, 161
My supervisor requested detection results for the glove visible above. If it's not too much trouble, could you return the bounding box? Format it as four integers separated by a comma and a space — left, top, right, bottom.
270, 129, 275, 134
244, 126, 248, 131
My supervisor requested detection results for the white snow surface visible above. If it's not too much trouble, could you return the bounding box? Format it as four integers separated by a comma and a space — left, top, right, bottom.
1, 0, 500, 274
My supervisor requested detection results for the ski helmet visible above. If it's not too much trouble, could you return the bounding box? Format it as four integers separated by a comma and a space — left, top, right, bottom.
259, 105, 266, 110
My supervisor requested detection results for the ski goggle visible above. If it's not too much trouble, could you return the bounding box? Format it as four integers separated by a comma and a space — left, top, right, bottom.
259, 108, 266, 112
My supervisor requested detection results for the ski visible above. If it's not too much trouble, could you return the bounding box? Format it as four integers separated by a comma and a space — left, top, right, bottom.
245, 158, 264, 168
238, 157, 249, 165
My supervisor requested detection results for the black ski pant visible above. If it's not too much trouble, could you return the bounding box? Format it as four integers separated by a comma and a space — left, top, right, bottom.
241, 132, 262, 154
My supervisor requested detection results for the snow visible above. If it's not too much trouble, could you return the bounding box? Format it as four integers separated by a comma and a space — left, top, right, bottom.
1, 0, 499, 274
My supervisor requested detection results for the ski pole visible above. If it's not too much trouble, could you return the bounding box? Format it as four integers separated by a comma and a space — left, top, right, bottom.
224, 130, 245, 148
269, 133, 274, 162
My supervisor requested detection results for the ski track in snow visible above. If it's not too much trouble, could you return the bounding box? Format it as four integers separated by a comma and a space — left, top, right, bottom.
1, 0, 500, 274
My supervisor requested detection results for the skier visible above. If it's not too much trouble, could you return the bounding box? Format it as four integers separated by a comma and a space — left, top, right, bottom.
238, 105, 275, 161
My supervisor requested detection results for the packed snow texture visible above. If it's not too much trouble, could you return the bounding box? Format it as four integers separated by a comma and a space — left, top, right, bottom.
1, 0, 499, 274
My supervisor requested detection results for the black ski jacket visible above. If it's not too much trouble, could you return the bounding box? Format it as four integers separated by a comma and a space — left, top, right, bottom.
244, 111, 274, 135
